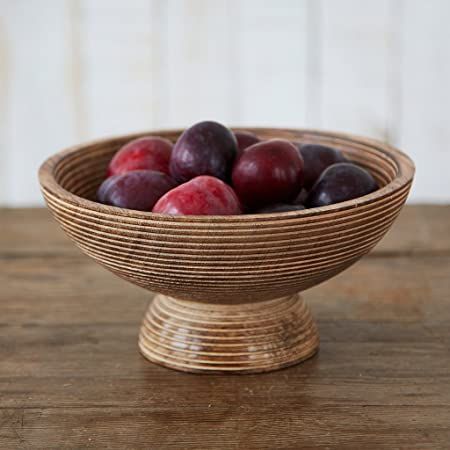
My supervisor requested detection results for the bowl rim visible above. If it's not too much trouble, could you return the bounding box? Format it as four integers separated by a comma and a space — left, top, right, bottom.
38, 127, 415, 222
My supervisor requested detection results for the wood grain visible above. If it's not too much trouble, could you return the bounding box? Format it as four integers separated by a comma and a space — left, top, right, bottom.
38, 127, 413, 373
0, 206, 449, 448
78, 0, 164, 135
0, 206, 450, 450
399, 0, 450, 202
319, 0, 395, 140
38, 128, 414, 305
2, 205, 449, 257
3, 0, 450, 205
1, 406, 449, 450
236, 0, 309, 126
139, 294, 319, 373
166, 0, 235, 127
1, 0, 78, 206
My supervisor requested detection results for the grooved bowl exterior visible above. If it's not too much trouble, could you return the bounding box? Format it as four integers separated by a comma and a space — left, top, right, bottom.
39, 128, 414, 304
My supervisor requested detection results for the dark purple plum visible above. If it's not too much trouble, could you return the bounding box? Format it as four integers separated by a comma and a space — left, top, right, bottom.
306, 163, 378, 208
170, 121, 238, 183
232, 139, 304, 208
253, 203, 305, 214
299, 144, 347, 189
234, 131, 260, 155
96, 175, 116, 203
97, 170, 177, 211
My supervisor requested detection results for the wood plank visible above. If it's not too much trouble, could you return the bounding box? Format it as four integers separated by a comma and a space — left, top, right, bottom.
1, 252, 449, 325
0, 208, 74, 255
1, 1, 449, 206
1, 253, 449, 385
78, 0, 165, 136
1, 0, 78, 207
1, 206, 449, 256
0, 322, 449, 406
1, 206, 449, 448
309, 254, 450, 323
373, 205, 450, 255
165, 0, 236, 128
0, 406, 449, 449
0, 2, 9, 205
1, 317, 449, 375
0, 253, 148, 325
235, 0, 309, 127
317, 0, 394, 140
399, 0, 450, 202
2, 370, 450, 411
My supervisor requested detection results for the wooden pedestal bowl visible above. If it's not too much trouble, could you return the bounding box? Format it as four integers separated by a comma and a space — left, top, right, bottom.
39, 128, 414, 374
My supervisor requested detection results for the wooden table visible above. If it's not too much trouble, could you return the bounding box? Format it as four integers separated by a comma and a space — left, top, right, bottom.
1, 206, 449, 449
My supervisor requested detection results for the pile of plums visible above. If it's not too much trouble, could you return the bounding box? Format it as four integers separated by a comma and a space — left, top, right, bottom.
96, 121, 378, 215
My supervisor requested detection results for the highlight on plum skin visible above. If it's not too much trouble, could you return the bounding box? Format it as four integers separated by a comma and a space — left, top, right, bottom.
306, 162, 378, 208
97, 170, 177, 211
232, 139, 304, 209
107, 136, 173, 177
170, 121, 238, 184
152, 175, 242, 216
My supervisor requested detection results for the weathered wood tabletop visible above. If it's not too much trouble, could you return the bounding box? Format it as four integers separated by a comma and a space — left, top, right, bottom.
1, 206, 449, 449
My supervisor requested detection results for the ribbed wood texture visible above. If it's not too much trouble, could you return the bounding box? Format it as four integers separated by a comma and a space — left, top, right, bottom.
139, 294, 319, 373
39, 128, 414, 373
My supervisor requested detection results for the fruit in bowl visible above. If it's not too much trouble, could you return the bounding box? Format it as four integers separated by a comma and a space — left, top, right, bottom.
39, 126, 414, 374
306, 162, 378, 208
169, 121, 238, 184
107, 136, 173, 176
232, 139, 304, 208
153, 175, 242, 216
297, 143, 348, 189
234, 130, 260, 154
98, 170, 176, 211
95, 121, 379, 215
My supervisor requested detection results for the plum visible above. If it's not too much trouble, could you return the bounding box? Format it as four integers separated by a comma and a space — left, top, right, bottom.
234, 131, 260, 154
170, 121, 238, 183
97, 170, 176, 211
306, 163, 378, 207
153, 175, 242, 216
299, 144, 347, 189
232, 139, 304, 208
108, 137, 173, 177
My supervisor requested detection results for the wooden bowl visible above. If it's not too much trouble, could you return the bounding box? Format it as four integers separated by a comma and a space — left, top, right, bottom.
39, 128, 414, 374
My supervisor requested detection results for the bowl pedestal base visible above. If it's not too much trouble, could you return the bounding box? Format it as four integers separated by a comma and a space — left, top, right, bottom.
138, 293, 319, 374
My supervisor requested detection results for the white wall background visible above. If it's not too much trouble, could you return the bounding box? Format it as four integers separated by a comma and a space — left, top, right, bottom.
0, 0, 449, 206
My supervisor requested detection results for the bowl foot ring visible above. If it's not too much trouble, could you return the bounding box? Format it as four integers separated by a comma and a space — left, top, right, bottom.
138, 293, 319, 374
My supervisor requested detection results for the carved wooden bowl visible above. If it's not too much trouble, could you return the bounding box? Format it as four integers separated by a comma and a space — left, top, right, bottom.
39, 128, 415, 374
